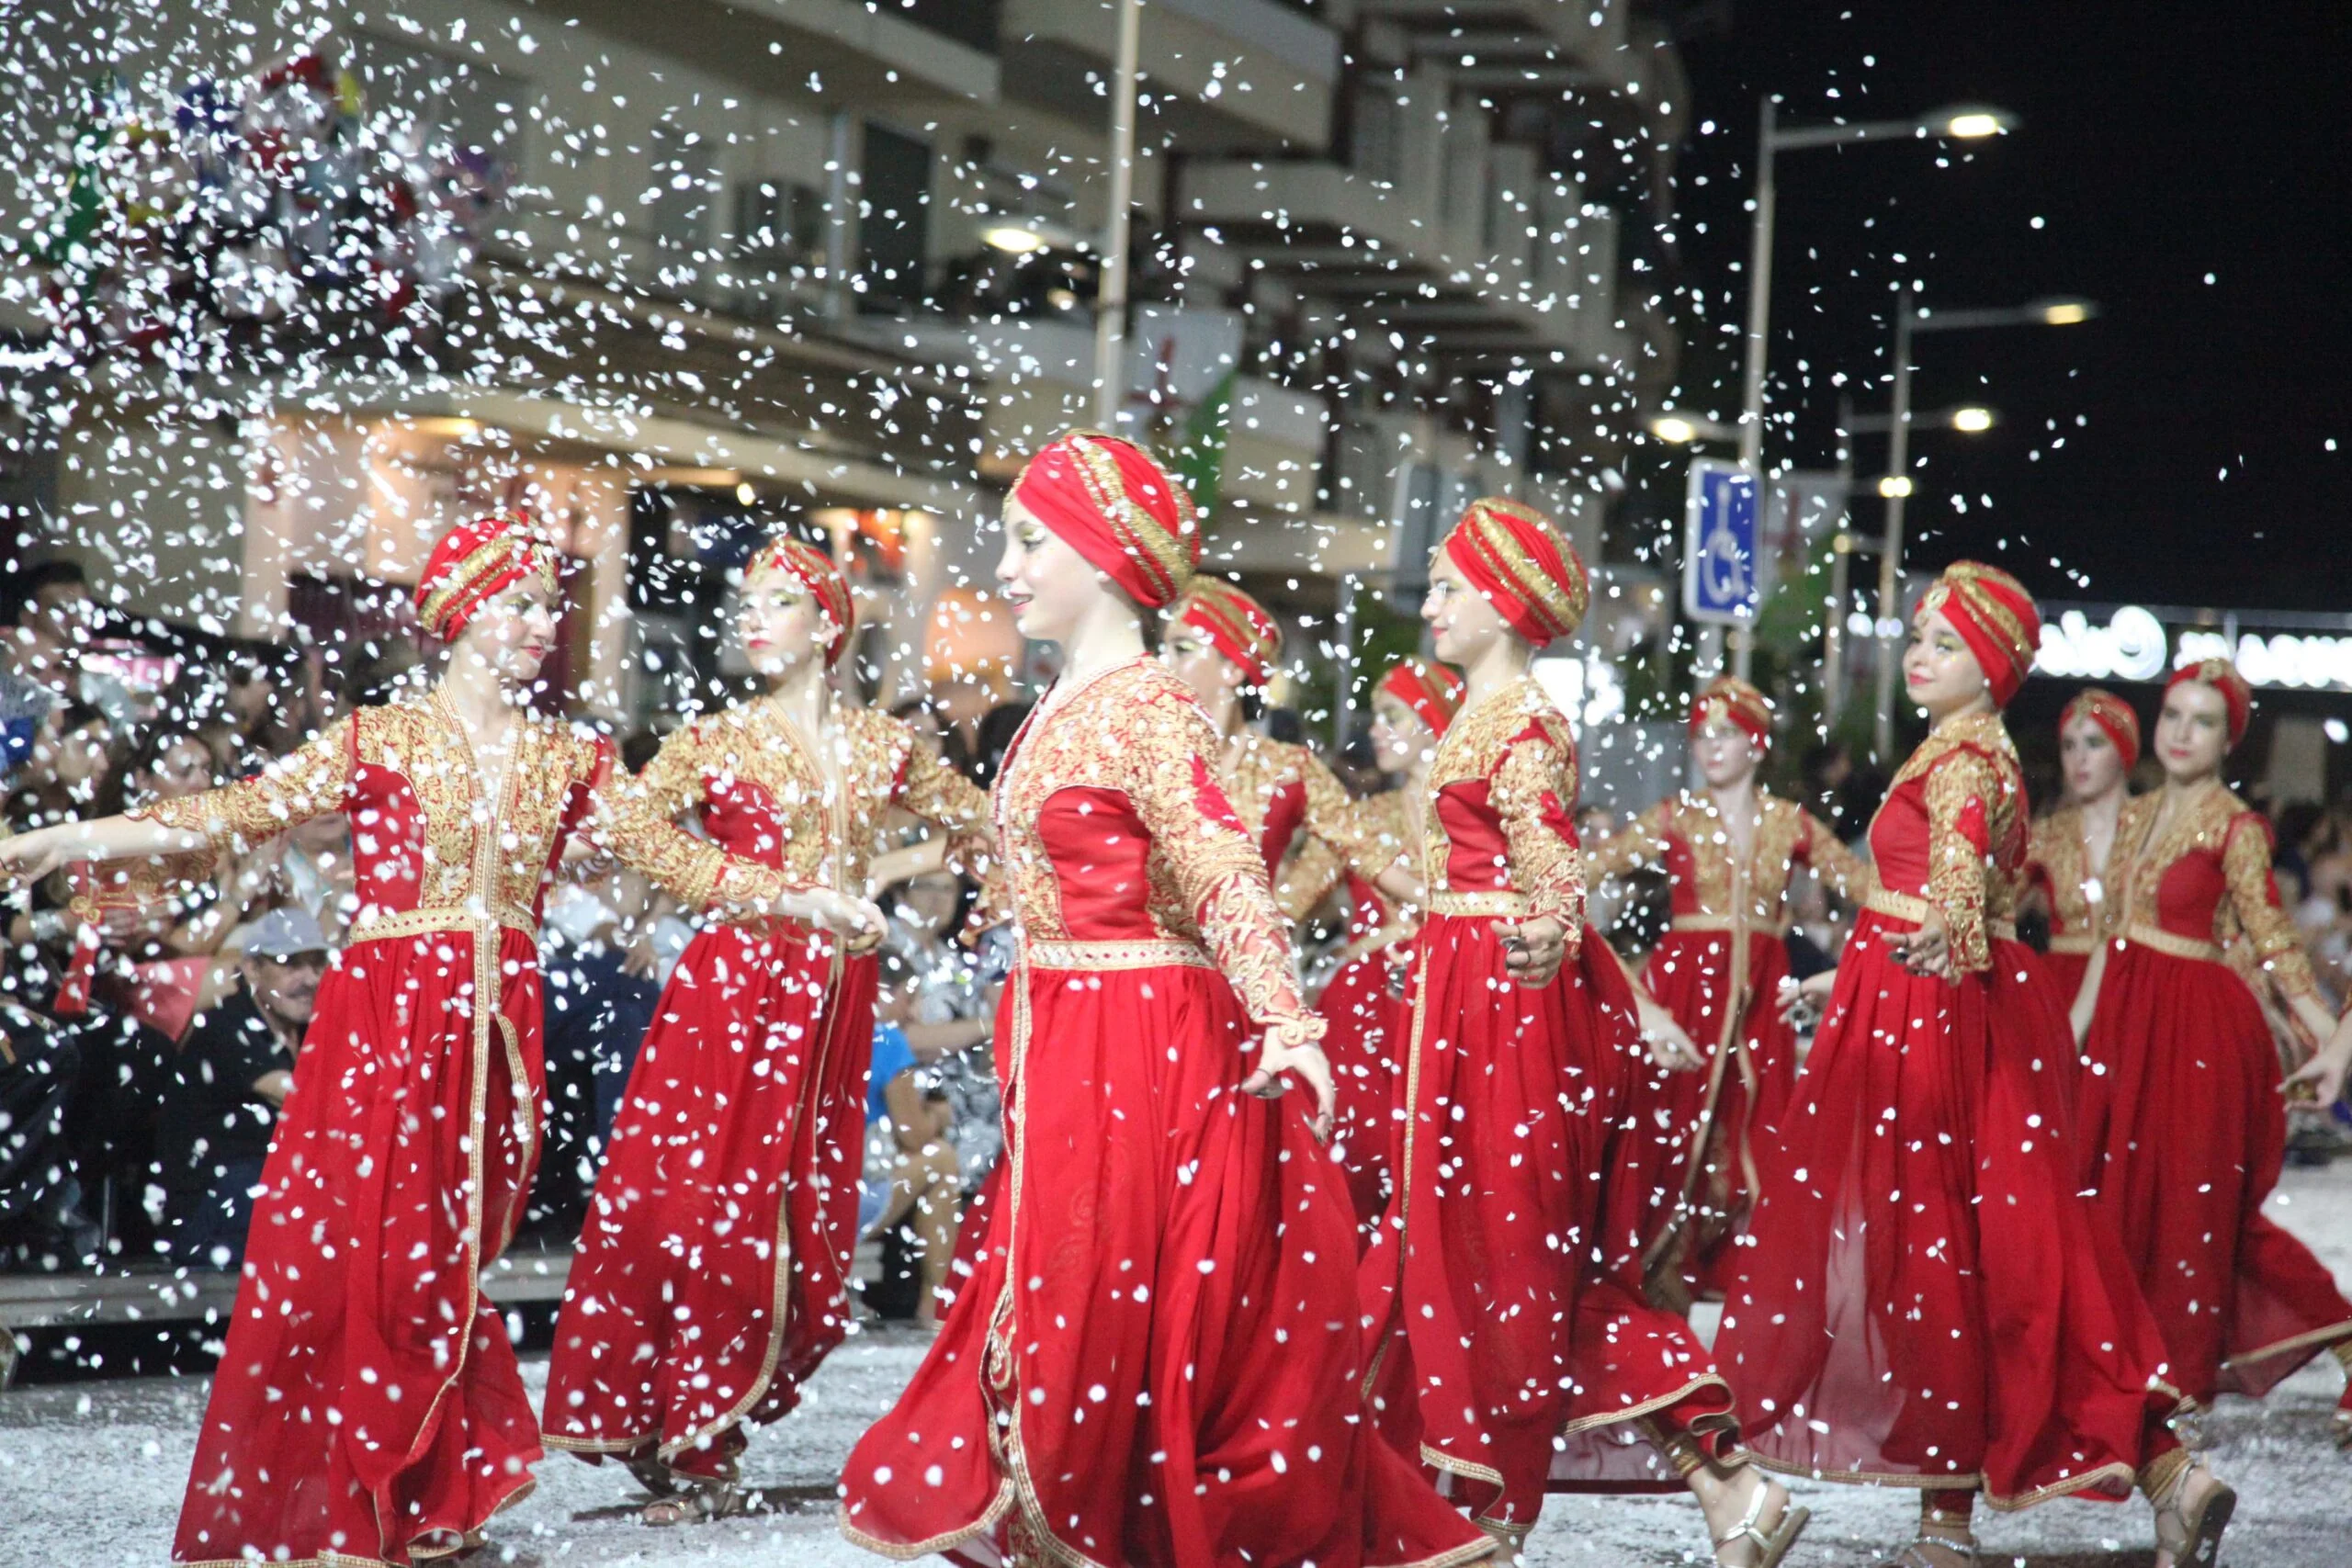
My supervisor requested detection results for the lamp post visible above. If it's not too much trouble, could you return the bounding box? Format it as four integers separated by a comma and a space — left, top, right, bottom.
1091, 0, 1145, 425
1731, 99, 2013, 682
1867, 291, 2100, 756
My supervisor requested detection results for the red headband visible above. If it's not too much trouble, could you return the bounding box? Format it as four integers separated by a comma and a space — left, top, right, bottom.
1171, 579, 1281, 687
1011, 430, 1198, 609
2165, 658, 2252, 749
415, 515, 560, 641
1689, 675, 1773, 750
1915, 560, 2041, 707
746, 537, 855, 667
1440, 496, 1589, 647
1378, 658, 1466, 738
2060, 687, 2141, 770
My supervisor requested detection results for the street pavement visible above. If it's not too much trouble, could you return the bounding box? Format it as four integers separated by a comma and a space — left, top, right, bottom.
6, 1162, 2348, 1566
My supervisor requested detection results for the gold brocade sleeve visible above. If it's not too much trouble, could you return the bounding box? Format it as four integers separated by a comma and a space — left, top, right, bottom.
126, 716, 354, 852
895, 734, 995, 879
1490, 719, 1587, 943
1274, 837, 1345, 923
1298, 750, 1394, 883
1799, 808, 1869, 902
1584, 800, 1671, 884
1922, 750, 2000, 976
587, 728, 801, 914
2220, 813, 2322, 1008
1128, 692, 1320, 1042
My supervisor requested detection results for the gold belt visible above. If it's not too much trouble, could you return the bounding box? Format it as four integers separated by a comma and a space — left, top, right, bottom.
1024, 938, 1215, 972
1863, 886, 2016, 943
2122, 922, 2224, 964
1668, 913, 1788, 939
1428, 890, 1529, 918
2045, 932, 2099, 956
349, 905, 541, 945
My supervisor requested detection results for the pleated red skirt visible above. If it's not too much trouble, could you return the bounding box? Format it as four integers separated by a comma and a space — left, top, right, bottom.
2040, 944, 2093, 1010
1359, 917, 1733, 1524
544, 926, 875, 1476
2077, 940, 2352, 1404
1619, 928, 1800, 1297
1317, 943, 1408, 1240
173, 926, 545, 1567
838, 954, 1489, 1568
1719, 912, 2181, 1507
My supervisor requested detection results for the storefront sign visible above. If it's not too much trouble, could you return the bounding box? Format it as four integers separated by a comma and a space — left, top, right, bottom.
2035, 604, 2352, 692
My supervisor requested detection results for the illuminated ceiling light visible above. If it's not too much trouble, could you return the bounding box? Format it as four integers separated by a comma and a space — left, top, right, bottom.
981, 223, 1049, 254
2040, 299, 2094, 325
735, 481, 756, 504
1649, 414, 1699, 444
1950, 406, 1996, 433
1937, 107, 2016, 139
1877, 475, 1916, 499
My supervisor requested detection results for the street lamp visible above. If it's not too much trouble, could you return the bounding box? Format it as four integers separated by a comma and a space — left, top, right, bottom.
1648, 410, 1739, 446
1867, 288, 2098, 755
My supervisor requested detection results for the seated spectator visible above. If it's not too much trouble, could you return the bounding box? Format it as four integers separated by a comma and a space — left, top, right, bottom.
154, 908, 327, 1269
0, 1002, 96, 1270
528, 868, 665, 1240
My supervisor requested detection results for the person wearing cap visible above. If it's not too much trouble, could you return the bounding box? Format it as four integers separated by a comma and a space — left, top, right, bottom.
1725, 564, 2232, 1568
0, 514, 883, 1567
1307, 656, 1464, 1242
543, 535, 992, 1523
1161, 577, 1410, 919
2024, 688, 2143, 1000
155, 908, 329, 1268
1355, 497, 1798, 1567
836, 432, 1490, 1568
2070, 659, 2352, 1451
1583, 674, 1867, 1306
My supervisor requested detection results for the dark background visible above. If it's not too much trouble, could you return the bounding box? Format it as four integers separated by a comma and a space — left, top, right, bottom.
1663, 0, 2351, 612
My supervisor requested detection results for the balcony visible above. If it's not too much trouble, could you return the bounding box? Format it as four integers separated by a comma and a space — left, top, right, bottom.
1180, 158, 1632, 367
540, 0, 999, 106
1356, 0, 1633, 93
999, 0, 1340, 152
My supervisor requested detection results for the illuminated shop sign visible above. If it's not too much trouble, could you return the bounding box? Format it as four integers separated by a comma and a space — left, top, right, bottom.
2034, 605, 2352, 692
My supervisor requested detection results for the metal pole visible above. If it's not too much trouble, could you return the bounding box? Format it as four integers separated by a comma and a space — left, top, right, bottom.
1332, 572, 1359, 749
1092, 0, 1144, 426
1824, 391, 1851, 724
1736, 97, 1777, 474
1871, 287, 1917, 760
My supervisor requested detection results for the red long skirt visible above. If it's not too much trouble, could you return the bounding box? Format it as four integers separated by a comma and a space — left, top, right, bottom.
544, 927, 874, 1476
2041, 945, 2093, 1010
2077, 942, 2352, 1404
1360, 918, 1734, 1524
1619, 929, 1800, 1299
173, 926, 545, 1567
1719, 913, 2180, 1507
838, 955, 1489, 1568
1317, 943, 1408, 1240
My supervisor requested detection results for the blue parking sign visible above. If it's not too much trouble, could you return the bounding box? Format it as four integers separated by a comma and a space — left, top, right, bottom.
1681, 459, 1763, 624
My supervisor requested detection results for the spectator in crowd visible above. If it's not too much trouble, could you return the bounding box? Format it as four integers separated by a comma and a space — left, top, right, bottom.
0, 1001, 94, 1270
0, 558, 137, 760
531, 863, 665, 1238
155, 908, 328, 1269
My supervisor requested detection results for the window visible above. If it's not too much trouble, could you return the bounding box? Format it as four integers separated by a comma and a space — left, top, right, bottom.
859, 124, 933, 310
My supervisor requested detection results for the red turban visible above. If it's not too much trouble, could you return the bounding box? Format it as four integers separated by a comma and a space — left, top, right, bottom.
1170, 578, 1281, 687
1378, 658, 1466, 738
2165, 658, 2252, 749
2060, 687, 2141, 770
1915, 560, 2041, 707
1440, 497, 1589, 647
415, 515, 560, 642
1011, 430, 1198, 609
1689, 674, 1773, 750
745, 536, 855, 667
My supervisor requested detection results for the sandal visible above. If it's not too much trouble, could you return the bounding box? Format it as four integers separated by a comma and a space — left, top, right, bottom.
1873, 1540, 1975, 1568
640, 1477, 758, 1526
2152, 1461, 2234, 1568
623, 1452, 680, 1499
2332, 1382, 2352, 1451
1713, 1473, 1809, 1567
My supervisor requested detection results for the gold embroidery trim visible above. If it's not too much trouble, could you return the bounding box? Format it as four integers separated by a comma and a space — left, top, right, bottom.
1669, 913, 1788, 939
1863, 886, 2016, 944
1429, 890, 1529, 918
2120, 923, 2224, 964
1024, 937, 1216, 971
348, 904, 541, 943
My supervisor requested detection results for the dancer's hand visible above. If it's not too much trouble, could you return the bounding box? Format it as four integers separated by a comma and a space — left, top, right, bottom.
0, 827, 71, 892
1885, 913, 1952, 979
797, 888, 888, 953
1636, 995, 1703, 1072
1243, 1020, 1336, 1142
1777, 970, 1836, 1028
1498, 914, 1567, 987
2285, 1014, 2352, 1108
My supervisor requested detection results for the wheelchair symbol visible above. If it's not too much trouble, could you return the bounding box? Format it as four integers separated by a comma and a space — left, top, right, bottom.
1698, 505, 1750, 608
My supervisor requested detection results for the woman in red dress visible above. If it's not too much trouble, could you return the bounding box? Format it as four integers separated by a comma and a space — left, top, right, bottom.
0, 517, 876, 1568
542, 537, 992, 1519
1584, 675, 1863, 1303
2073, 659, 2352, 1446
835, 431, 1490, 1568
1357, 499, 1800, 1567
2025, 688, 2138, 999
1722, 564, 2231, 1568
1161, 576, 1408, 917
1312, 658, 1461, 1235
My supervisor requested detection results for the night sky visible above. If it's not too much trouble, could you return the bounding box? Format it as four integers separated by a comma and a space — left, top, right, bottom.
1664, 0, 2351, 614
